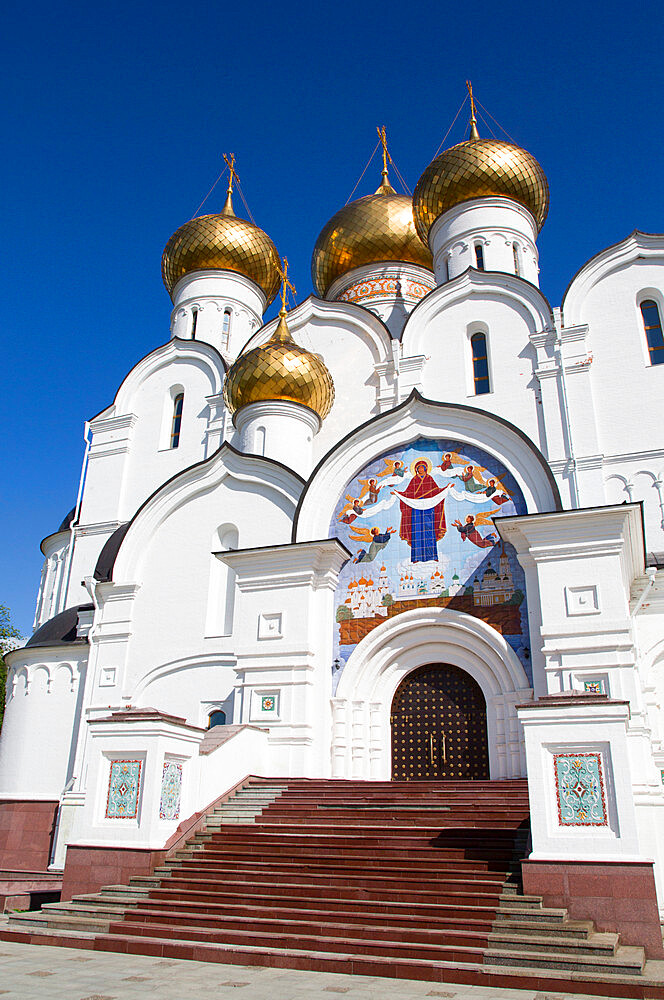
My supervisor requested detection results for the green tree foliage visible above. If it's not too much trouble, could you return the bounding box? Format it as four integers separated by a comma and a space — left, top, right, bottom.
0, 605, 22, 730
336, 604, 352, 622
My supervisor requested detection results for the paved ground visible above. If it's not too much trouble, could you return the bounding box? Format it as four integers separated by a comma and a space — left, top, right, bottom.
0, 939, 613, 1000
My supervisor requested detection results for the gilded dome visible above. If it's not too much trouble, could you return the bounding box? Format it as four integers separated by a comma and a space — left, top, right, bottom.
223, 311, 335, 421
413, 137, 549, 243
311, 172, 433, 298
161, 194, 281, 305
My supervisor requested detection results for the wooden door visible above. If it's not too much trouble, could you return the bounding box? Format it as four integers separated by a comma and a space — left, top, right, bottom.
390, 664, 489, 780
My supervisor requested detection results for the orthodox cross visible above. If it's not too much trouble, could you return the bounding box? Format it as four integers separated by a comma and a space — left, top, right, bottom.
376, 125, 393, 173
466, 81, 480, 139
223, 152, 240, 195
277, 256, 296, 312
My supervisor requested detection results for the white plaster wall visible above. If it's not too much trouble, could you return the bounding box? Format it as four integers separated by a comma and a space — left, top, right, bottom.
0, 649, 87, 798
112, 474, 297, 704
403, 287, 549, 456
568, 261, 664, 459
238, 299, 392, 468
34, 532, 70, 628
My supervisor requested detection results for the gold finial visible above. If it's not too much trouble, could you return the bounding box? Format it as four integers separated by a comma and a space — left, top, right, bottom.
221, 153, 240, 215
272, 256, 297, 341
375, 126, 396, 195
466, 81, 480, 140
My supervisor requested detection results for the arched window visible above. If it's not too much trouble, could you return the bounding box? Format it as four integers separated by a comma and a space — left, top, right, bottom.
222, 309, 231, 336
474, 243, 485, 270
641, 300, 664, 365
512, 243, 521, 276
471, 332, 490, 394
208, 710, 226, 729
191, 309, 198, 339
170, 393, 184, 448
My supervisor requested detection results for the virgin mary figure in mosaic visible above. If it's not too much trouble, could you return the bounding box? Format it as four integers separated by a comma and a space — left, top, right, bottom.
392, 457, 449, 563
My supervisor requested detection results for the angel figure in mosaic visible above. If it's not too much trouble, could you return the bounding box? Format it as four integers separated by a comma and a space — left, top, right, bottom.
453, 509, 500, 549
357, 477, 381, 504
455, 464, 491, 493
438, 450, 467, 472
338, 495, 365, 524
377, 458, 407, 478
349, 524, 395, 563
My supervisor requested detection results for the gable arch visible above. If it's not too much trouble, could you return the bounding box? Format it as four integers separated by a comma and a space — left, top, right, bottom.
294, 390, 560, 543
401, 269, 554, 357
239, 294, 393, 363
112, 443, 303, 584
562, 231, 664, 327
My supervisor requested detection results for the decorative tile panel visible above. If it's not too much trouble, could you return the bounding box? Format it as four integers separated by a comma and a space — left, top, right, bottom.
583, 680, 605, 694
261, 695, 276, 712
660, 769, 664, 786
105, 760, 142, 819
553, 752, 607, 827
159, 761, 183, 821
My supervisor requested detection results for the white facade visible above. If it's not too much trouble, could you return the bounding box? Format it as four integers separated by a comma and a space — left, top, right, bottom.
3, 158, 664, 919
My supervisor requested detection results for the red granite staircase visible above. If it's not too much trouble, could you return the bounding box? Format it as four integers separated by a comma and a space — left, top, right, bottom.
2, 778, 661, 997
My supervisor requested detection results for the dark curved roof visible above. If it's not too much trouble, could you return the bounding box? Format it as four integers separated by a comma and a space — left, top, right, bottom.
25, 604, 93, 649
94, 523, 130, 582
57, 506, 77, 533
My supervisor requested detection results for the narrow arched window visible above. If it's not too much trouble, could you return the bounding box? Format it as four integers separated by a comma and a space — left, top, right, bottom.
170, 393, 184, 448
512, 243, 521, 276
208, 710, 226, 729
474, 244, 485, 270
471, 333, 490, 394
222, 309, 231, 336
191, 309, 198, 339
641, 300, 664, 365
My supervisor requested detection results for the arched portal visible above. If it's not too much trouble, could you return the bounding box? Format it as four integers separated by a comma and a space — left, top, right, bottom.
391, 663, 489, 780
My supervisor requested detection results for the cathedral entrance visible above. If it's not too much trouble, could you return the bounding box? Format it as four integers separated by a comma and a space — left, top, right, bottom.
390, 664, 489, 780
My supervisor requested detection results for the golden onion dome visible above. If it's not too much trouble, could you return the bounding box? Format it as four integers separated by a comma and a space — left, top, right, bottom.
413, 132, 549, 243
311, 170, 433, 298
223, 309, 335, 421
161, 192, 281, 305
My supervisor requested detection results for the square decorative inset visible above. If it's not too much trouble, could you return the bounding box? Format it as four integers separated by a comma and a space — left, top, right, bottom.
553, 752, 607, 826
261, 695, 276, 712
159, 760, 183, 821
99, 667, 117, 688
105, 760, 142, 819
583, 679, 605, 694
565, 585, 600, 616
258, 612, 283, 640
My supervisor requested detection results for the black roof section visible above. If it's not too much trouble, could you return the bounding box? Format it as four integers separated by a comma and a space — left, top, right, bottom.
94, 523, 130, 582
57, 506, 77, 533
25, 604, 94, 649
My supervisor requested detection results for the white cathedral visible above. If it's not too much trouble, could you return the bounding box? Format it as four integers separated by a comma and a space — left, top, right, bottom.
3, 102, 664, 958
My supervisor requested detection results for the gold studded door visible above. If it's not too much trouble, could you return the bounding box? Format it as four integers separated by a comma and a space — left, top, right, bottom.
390, 664, 489, 780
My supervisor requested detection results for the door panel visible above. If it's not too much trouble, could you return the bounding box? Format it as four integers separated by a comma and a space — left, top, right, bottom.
390, 663, 489, 780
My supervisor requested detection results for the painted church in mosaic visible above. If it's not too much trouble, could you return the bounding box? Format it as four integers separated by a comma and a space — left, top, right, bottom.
2, 96, 664, 982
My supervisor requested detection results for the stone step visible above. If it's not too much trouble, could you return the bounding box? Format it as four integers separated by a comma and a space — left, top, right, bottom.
488, 927, 620, 957
484, 943, 646, 976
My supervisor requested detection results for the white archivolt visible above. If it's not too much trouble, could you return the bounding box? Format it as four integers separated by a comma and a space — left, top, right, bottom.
331, 607, 533, 781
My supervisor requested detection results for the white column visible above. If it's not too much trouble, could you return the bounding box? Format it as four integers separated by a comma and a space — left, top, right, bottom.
429, 197, 540, 287
170, 271, 264, 360
234, 400, 320, 479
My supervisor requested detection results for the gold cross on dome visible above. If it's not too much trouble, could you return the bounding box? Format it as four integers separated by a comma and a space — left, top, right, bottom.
223, 152, 240, 194
466, 81, 480, 138
277, 256, 296, 313
376, 125, 392, 173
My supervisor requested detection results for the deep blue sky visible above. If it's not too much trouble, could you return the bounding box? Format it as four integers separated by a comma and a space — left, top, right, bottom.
3, 0, 662, 635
